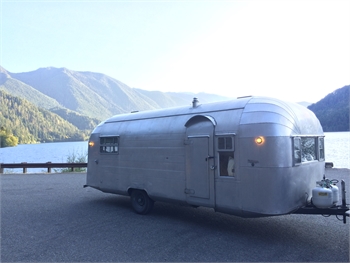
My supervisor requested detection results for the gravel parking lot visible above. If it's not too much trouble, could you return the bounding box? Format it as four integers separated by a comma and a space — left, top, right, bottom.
1, 169, 349, 262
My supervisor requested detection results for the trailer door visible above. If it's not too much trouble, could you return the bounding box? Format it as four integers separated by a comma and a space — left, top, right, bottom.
185, 115, 215, 207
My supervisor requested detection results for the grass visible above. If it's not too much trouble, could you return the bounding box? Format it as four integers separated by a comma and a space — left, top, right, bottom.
55, 150, 88, 173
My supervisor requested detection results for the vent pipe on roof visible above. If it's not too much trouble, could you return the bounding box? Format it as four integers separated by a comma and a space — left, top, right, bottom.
192, 97, 199, 108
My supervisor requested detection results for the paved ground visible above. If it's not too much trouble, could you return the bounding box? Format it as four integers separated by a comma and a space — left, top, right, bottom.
1, 169, 349, 262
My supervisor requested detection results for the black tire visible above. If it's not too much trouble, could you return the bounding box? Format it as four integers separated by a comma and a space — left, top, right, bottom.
130, 190, 154, 215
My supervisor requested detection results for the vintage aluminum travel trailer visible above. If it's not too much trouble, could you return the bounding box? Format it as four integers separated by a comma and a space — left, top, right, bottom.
85, 96, 349, 223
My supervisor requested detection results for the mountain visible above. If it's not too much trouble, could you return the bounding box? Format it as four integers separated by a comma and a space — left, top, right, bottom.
2, 66, 229, 120
0, 66, 63, 110
0, 65, 230, 146
308, 85, 349, 132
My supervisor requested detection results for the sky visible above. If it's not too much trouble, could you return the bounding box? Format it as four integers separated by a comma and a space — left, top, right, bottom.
1, 0, 349, 103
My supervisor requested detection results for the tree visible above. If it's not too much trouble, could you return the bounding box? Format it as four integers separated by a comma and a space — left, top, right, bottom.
0, 127, 19, 147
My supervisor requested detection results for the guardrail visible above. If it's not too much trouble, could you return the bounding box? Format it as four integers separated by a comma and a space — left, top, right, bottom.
0, 162, 87, 173
0, 161, 334, 174
325, 162, 334, 168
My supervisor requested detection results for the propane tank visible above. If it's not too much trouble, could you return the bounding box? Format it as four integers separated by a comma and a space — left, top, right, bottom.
331, 183, 339, 204
312, 186, 333, 209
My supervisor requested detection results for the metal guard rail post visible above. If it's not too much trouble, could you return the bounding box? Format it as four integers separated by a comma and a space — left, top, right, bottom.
0, 162, 87, 173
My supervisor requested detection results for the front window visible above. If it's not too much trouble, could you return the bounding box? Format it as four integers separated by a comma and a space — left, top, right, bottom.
100, 136, 119, 154
293, 136, 320, 164
301, 137, 317, 162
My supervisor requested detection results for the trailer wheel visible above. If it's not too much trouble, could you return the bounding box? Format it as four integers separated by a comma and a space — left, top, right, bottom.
130, 190, 154, 215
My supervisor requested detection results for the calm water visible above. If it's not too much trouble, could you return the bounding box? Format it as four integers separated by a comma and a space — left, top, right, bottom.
0, 141, 88, 173
0, 132, 349, 173
324, 131, 350, 169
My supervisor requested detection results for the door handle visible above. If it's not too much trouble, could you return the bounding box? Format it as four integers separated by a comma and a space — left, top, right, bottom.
205, 156, 214, 161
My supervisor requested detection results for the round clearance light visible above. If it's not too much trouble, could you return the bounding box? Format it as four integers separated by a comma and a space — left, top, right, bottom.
88, 141, 94, 147
255, 136, 265, 145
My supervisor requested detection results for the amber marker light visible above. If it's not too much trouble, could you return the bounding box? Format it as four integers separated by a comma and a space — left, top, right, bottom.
255, 136, 265, 145
88, 141, 94, 147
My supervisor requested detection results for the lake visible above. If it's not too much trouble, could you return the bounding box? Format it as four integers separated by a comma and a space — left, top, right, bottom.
323, 131, 349, 169
0, 141, 88, 173
0, 132, 349, 173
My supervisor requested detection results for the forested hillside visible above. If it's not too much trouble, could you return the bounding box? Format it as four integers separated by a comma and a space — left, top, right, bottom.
0, 90, 90, 145
308, 85, 349, 132
50, 107, 101, 131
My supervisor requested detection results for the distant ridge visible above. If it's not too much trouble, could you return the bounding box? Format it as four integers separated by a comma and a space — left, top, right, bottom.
308, 85, 349, 132
0, 70, 63, 110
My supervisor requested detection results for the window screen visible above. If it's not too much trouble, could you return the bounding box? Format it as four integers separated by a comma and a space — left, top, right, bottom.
218, 137, 233, 150
100, 136, 119, 154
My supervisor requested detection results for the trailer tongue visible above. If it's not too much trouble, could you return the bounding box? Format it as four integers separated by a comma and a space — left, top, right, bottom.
293, 176, 350, 223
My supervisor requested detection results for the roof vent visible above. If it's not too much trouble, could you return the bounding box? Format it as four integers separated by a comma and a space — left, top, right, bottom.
192, 97, 199, 108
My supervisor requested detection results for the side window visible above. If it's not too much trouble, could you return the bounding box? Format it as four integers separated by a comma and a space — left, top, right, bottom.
217, 136, 235, 176
100, 136, 119, 154
318, 137, 325, 161
293, 137, 301, 164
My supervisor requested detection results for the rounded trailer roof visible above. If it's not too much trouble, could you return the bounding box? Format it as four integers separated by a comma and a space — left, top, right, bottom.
101, 96, 323, 136
240, 97, 323, 136
104, 96, 252, 123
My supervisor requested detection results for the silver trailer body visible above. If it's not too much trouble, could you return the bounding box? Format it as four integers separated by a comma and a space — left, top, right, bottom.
86, 96, 325, 217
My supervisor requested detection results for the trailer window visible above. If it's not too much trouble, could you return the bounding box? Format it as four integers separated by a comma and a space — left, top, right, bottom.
217, 136, 235, 176
219, 152, 235, 176
293, 137, 301, 164
293, 137, 318, 164
218, 137, 233, 150
319, 137, 325, 161
100, 136, 119, 154
301, 137, 317, 162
